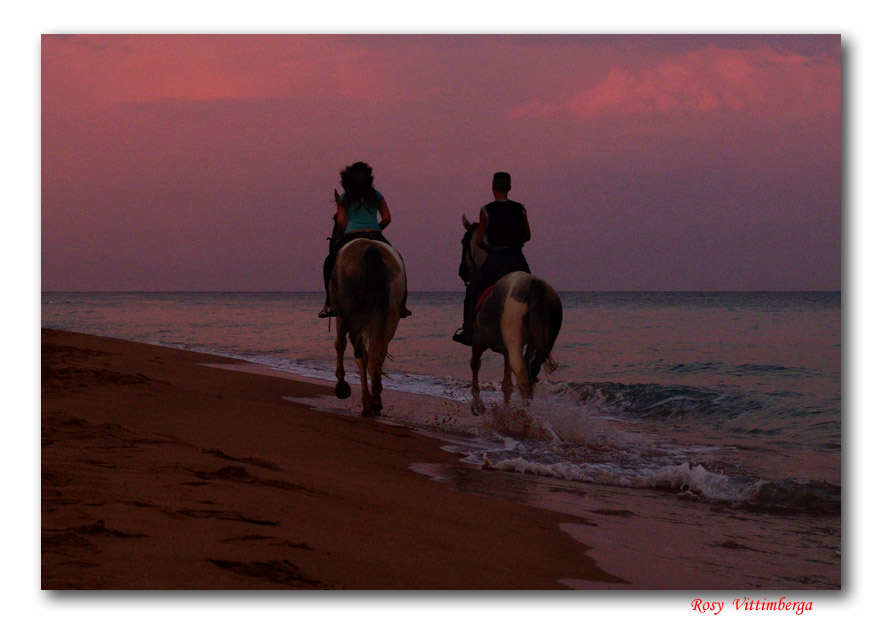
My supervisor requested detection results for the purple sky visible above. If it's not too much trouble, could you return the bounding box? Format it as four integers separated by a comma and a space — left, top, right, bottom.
41, 34, 840, 291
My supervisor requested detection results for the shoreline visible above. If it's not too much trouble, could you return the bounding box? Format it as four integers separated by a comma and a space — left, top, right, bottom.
42, 328, 623, 590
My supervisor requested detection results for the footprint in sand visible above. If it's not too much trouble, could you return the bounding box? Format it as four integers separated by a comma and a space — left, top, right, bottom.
222, 535, 314, 549
207, 558, 325, 588
161, 508, 279, 526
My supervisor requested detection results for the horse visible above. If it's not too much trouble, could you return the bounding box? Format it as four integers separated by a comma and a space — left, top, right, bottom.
459, 214, 563, 414
329, 237, 407, 417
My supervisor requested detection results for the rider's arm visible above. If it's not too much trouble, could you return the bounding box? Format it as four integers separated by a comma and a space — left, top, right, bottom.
334, 191, 348, 230
522, 207, 531, 243
378, 197, 391, 230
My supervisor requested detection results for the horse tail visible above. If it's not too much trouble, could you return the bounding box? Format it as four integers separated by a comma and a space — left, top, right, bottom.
524, 278, 562, 383
353, 244, 390, 357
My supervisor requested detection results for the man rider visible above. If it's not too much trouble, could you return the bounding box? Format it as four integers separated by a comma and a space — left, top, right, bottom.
453, 172, 531, 346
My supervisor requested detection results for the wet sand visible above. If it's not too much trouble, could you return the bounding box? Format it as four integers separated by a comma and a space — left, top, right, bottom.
41, 328, 623, 590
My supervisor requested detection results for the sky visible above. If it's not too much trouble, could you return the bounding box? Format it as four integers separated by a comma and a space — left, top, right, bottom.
41, 33, 841, 292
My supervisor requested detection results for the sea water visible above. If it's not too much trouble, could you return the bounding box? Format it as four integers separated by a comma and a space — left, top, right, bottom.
41, 291, 841, 588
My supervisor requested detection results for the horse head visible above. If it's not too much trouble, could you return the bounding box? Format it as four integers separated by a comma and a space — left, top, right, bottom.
459, 214, 487, 284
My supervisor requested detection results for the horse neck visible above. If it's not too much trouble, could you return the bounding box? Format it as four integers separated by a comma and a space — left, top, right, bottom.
470, 237, 487, 271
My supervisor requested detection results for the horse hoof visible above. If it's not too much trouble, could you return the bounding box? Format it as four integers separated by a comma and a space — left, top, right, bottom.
471, 399, 485, 416
335, 382, 351, 399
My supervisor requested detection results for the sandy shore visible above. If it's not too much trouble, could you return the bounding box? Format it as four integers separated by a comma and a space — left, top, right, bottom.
41, 328, 623, 590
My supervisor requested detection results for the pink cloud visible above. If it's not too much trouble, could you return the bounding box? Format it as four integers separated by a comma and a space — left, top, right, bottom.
513, 45, 839, 122
41, 35, 403, 115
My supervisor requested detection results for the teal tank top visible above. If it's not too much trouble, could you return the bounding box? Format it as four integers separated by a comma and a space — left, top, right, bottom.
342, 190, 383, 234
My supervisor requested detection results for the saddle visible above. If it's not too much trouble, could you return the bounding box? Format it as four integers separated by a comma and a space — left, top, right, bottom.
475, 284, 496, 313
474, 261, 528, 314
329, 219, 392, 253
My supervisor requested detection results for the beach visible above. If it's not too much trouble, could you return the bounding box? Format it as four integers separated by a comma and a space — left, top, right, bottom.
42, 328, 624, 590
41, 293, 841, 590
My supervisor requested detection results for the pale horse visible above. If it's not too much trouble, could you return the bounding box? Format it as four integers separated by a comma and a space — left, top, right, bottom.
459, 215, 563, 414
329, 238, 407, 417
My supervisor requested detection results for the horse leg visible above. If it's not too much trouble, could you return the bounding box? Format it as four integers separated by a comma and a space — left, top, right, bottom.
354, 338, 372, 417
501, 353, 513, 406
368, 344, 386, 414
505, 333, 532, 403
334, 320, 351, 399
470, 346, 486, 415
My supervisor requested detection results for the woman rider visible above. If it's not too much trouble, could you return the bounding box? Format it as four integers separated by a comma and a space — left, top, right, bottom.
320, 161, 411, 319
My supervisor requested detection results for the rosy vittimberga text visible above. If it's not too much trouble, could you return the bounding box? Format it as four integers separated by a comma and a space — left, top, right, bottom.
691, 597, 814, 615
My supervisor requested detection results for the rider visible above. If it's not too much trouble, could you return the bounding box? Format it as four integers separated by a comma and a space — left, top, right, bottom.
452, 171, 531, 346
320, 161, 412, 319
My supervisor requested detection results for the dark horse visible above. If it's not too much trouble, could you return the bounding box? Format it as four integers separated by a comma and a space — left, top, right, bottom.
330, 238, 407, 417
459, 215, 563, 414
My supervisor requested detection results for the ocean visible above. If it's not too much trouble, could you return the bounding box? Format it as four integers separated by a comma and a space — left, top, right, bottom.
41, 291, 841, 589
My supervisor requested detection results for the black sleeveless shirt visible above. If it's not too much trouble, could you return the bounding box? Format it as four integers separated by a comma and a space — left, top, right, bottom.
482, 200, 527, 249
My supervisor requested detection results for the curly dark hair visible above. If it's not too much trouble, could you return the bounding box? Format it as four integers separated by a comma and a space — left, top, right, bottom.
340, 162, 379, 210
